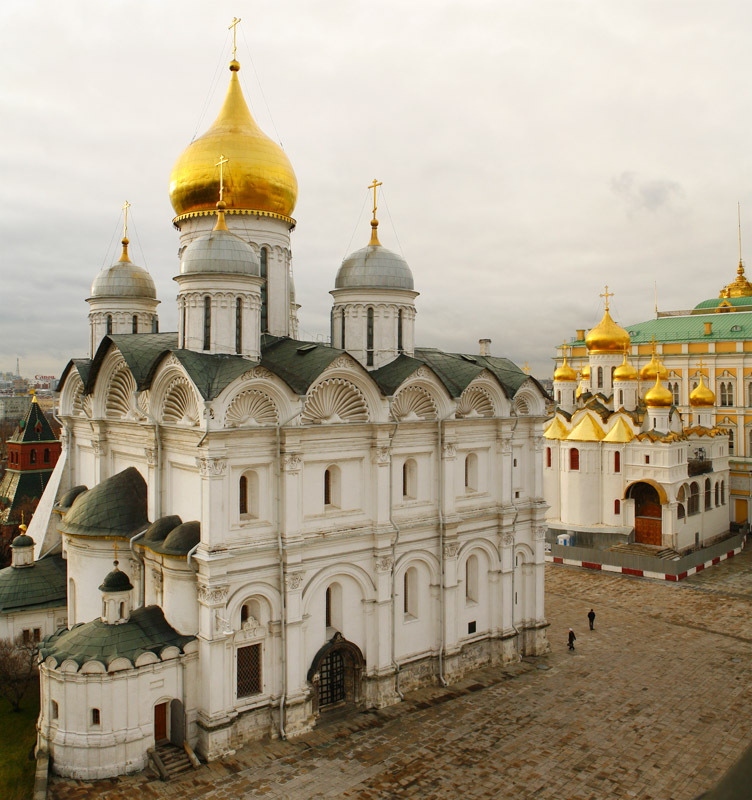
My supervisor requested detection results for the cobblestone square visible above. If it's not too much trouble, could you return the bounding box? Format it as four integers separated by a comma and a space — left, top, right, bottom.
49, 546, 752, 799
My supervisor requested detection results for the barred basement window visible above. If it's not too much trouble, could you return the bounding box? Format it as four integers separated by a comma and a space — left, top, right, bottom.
237, 644, 262, 698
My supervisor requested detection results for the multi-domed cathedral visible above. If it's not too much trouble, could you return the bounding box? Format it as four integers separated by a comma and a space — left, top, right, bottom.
28, 44, 549, 779
544, 291, 731, 556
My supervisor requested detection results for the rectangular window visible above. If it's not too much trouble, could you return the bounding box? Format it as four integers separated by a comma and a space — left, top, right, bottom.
91, 708, 100, 726
22, 629, 30, 644
644, 455, 650, 464
33, 628, 41, 642
203, 296, 212, 350
51, 700, 58, 720
366, 308, 374, 367
614, 452, 621, 473
468, 621, 477, 635
237, 644, 262, 698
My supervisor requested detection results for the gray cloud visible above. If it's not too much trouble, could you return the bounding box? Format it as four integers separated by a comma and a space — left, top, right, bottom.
611, 171, 685, 213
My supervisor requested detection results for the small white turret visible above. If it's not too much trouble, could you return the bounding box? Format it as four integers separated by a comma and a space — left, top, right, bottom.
99, 561, 134, 625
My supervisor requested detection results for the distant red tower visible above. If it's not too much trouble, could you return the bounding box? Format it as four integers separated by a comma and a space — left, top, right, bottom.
0, 394, 60, 564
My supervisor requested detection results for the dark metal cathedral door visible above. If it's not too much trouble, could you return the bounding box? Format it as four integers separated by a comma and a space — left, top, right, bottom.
319, 649, 345, 707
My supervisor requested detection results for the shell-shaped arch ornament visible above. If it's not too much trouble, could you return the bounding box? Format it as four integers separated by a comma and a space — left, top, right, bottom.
105, 363, 137, 419
225, 389, 279, 427
69, 374, 84, 416
391, 385, 438, 421
301, 378, 369, 424
456, 385, 494, 418
161, 377, 200, 426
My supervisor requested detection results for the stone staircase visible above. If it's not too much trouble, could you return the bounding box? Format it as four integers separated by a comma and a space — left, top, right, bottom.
149, 741, 196, 781
608, 542, 681, 560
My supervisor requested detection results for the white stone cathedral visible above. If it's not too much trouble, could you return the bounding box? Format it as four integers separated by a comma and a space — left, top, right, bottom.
30, 47, 549, 779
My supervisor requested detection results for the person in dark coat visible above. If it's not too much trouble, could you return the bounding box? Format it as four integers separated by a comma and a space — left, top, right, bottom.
587, 609, 596, 630
568, 628, 576, 650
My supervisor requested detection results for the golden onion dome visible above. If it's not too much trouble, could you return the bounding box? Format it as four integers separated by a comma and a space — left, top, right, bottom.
689, 374, 715, 407
580, 364, 590, 380
169, 60, 298, 219
585, 308, 630, 354
644, 375, 673, 408
639, 352, 669, 382
613, 352, 638, 382
554, 354, 577, 382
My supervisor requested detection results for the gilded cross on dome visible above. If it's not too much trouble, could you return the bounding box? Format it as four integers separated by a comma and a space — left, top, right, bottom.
696, 357, 707, 373
121, 201, 130, 239
216, 155, 229, 202
228, 17, 241, 61
600, 285, 614, 311
367, 178, 383, 246
523, 361, 530, 374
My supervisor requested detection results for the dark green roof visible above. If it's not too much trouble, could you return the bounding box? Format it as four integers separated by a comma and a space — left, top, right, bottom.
60, 467, 149, 540
55, 485, 88, 511
260, 335, 345, 394
0, 469, 53, 525
99, 565, 134, 592
370, 354, 426, 395
10, 400, 57, 443
89, 333, 179, 392
138, 516, 200, 557
11, 534, 34, 548
0, 554, 67, 613
39, 605, 195, 670
143, 515, 182, 545
170, 350, 255, 400
57, 358, 93, 393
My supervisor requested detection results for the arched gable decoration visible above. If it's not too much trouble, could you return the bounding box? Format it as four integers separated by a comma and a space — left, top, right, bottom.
456, 385, 494, 418
161, 376, 200, 426
225, 390, 279, 427
302, 378, 368, 424
105, 362, 137, 419
624, 479, 668, 505
391, 385, 438, 421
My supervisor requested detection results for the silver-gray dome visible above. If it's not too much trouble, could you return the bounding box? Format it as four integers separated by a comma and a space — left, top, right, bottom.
90, 261, 157, 300
335, 244, 414, 291
180, 230, 260, 276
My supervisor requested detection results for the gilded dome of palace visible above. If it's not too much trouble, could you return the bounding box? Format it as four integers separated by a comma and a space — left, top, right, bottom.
613, 353, 638, 382
580, 364, 590, 380
585, 309, 630, 354
639, 352, 669, 382
169, 60, 297, 219
89, 240, 157, 300
644, 376, 673, 408
689, 375, 715, 407
553, 354, 577, 382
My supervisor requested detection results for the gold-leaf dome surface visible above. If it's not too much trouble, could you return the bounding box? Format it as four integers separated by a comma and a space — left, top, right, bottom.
585, 309, 630, 354
644, 376, 673, 408
554, 354, 577, 382
689, 375, 715, 407
580, 364, 590, 380
169, 61, 297, 219
613, 353, 638, 382
639, 353, 669, 382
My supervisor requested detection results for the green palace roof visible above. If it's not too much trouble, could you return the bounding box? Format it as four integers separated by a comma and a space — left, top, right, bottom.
0, 554, 66, 614
39, 605, 195, 670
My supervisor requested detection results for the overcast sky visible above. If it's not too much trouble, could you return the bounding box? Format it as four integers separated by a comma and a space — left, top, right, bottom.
2, 1, 752, 380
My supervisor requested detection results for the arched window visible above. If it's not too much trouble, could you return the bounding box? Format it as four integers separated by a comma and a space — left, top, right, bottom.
366, 307, 375, 366
614, 451, 621, 473
402, 458, 417, 500
691, 481, 701, 513
597, 366, 603, 389
729, 428, 735, 455
610, 366, 616, 385
705, 478, 712, 510
569, 448, 579, 471
397, 309, 404, 354
51, 700, 58, 720
324, 465, 341, 508
557, 390, 561, 403
152, 318, 159, 333
260, 247, 269, 333
106, 315, 113, 335
119, 601, 125, 619
181, 304, 186, 348
465, 554, 478, 603
618, 390, 624, 407
29, 449, 36, 465
721, 480, 726, 504
69, 577, 76, 624
235, 297, 242, 354
132, 314, 138, 334
203, 296, 211, 350
671, 382, 680, 405
239, 471, 259, 518
325, 583, 343, 630
403, 567, 418, 618
91, 708, 100, 726
546, 447, 552, 468
614, 499, 621, 515
43, 448, 50, 463
341, 308, 346, 349
240, 598, 261, 627
715, 481, 720, 507
678, 502, 685, 519
464, 453, 478, 492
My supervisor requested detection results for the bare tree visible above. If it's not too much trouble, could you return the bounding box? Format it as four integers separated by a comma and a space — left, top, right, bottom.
0, 635, 38, 712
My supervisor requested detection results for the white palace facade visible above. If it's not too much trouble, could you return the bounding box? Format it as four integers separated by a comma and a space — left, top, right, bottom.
27, 45, 549, 779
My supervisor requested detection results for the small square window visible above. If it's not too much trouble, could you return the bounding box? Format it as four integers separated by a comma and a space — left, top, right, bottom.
515, 491, 520, 499
468, 621, 477, 634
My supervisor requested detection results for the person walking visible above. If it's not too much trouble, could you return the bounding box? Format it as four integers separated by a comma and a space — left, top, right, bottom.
587, 609, 596, 630
568, 628, 576, 650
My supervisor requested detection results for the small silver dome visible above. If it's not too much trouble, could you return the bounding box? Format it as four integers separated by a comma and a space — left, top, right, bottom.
180, 230, 260, 276
335, 244, 414, 291
90, 258, 157, 300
